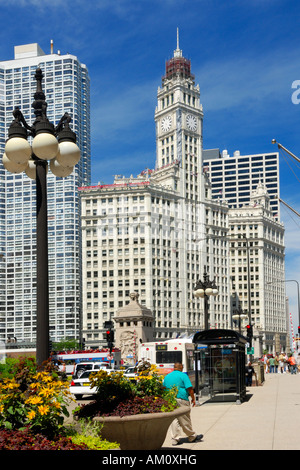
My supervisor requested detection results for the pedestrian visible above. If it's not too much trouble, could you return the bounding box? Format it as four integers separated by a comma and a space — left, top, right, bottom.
245, 361, 256, 386
263, 354, 269, 373
274, 354, 279, 373
279, 353, 285, 374
268, 355, 275, 373
284, 353, 289, 372
163, 362, 203, 446
288, 354, 297, 374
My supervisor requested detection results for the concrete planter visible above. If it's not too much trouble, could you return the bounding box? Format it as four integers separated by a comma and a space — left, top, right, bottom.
93, 406, 187, 450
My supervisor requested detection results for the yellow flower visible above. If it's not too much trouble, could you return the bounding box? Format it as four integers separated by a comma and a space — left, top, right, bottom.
39, 387, 54, 398
38, 404, 50, 415
2, 380, 19, 390
27, 410, 36, 420
25, 396, 43, 405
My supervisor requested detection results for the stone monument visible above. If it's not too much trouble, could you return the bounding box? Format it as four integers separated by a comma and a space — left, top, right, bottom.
114, 292, 154, 365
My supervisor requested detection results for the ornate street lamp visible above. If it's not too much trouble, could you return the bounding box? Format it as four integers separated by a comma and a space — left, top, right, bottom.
193, 271, 218, 330
232, 306, 248, 334
3, 67, 80, 367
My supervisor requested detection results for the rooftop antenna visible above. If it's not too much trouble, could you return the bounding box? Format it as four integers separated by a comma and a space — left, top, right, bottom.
174, 27, 182, 58
50, 39, 53, 54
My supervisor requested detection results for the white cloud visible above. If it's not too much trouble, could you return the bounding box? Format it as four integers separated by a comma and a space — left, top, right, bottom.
196, 47, 300, 113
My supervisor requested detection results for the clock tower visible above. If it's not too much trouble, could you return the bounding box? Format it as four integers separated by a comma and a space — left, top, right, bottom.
154, 29, 204, 201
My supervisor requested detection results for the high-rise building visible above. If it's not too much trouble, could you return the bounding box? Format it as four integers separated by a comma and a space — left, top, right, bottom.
0, 43, 90, 344
80, 34, 230, 347
228, 182, 286, 354
203, 149, 280, 219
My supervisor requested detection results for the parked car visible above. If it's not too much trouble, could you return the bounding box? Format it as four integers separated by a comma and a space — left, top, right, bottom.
73, 361, 113, 378
123, 366, 138, 380
70, 370, 98, 400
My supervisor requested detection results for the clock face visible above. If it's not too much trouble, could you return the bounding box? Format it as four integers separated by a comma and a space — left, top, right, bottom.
161, 115, 172, 132
186, 114, 197, 131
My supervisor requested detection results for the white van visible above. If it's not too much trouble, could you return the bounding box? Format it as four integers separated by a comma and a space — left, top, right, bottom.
73, 362, 113, 378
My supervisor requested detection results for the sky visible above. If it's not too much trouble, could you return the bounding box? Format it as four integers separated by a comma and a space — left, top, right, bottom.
0, 0, 300, 337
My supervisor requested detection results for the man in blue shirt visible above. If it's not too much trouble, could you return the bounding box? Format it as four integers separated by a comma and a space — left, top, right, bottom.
163, 362, 203, 446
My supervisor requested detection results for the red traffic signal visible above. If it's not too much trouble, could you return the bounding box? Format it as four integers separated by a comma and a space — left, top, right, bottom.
246, 324, 253, 340
105, 329, 114, 343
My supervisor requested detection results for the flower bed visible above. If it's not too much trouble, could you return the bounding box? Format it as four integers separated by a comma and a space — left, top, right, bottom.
0, 357, 119, 450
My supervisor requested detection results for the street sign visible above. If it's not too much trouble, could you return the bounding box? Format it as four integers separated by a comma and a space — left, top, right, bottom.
247, 347, 254, 354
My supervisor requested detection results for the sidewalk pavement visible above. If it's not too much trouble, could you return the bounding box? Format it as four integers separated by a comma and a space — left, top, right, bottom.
162, 372, 300, 450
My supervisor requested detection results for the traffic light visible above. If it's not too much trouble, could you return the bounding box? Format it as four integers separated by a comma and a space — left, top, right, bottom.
246, 324, 253, 344
298, 326, 300, 337
105, 329, 114, 344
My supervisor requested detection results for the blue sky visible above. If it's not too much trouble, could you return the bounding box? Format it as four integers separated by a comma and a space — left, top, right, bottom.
1, 0, 300, 335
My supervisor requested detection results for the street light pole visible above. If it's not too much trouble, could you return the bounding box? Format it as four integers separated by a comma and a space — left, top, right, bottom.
36, 160, 49, 366
193, 271, 218, 330
3, 67, 81, 367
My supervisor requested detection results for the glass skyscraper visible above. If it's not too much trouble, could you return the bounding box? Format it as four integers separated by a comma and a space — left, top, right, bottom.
0, 43, 90, 344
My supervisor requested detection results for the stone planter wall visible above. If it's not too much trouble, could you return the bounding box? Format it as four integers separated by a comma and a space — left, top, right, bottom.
93, 405, 188, 450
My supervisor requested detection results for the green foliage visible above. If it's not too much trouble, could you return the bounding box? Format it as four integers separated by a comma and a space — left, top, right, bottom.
67, 418, 119, 450
52, 339, 80, 352
0, 356, 36, 381
89, 369, 134, 405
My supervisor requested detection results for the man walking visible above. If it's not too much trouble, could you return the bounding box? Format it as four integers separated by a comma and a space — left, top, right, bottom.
163, 362, 203, 446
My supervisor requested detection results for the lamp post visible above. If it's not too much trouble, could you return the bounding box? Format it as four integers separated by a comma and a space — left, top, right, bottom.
193, 271, 218, 330
230, 234, 252, 325
232, 305, 248, 334
3, 67, 80, 367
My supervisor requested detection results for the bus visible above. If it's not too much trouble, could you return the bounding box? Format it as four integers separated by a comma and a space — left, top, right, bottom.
138, 338, 195, 386
52, 349, 121, 375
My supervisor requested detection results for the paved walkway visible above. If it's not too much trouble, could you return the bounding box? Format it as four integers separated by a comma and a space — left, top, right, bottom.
162, 372, 300, 450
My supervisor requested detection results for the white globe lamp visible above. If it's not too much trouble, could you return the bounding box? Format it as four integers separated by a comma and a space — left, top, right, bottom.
194, 288, 205, 298
50, 158, 74, 177
57, 140, 80, 167
32, 132, 59, 160
5, 137, 31, 164
3, 153, 28, 174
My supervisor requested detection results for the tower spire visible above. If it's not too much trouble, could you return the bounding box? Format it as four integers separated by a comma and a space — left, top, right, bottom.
163, 28, 194, 83
174, 27, 182, 58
